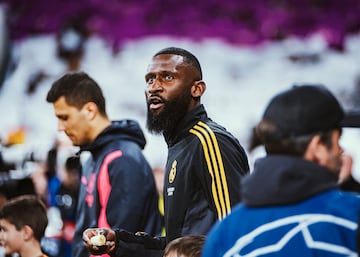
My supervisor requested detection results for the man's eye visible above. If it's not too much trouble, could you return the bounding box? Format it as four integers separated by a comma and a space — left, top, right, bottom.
165, 74, 173, 80
58, 116, 68, 121
147, 77, 154, 84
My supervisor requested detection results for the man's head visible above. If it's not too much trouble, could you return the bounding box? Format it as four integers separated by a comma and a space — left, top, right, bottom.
256, 84, 360, 174
46, 71, 109, 146
163, 235, 205, 257
145, 47, 206, 135
0, 195, 48, 250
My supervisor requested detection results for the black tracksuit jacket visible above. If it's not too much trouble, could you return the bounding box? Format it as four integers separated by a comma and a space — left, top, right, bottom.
163, 104, 249, 242
113, 105, 249, 257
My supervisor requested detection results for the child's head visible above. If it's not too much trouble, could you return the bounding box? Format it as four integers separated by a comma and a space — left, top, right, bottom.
0, 194, 48, 243
164, 235, 206, 257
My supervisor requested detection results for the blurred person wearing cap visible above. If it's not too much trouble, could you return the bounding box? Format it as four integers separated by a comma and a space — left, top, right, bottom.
202, 84, 360, 257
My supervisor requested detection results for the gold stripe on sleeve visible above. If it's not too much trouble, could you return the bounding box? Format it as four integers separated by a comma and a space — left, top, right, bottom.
189, 121, 231, 219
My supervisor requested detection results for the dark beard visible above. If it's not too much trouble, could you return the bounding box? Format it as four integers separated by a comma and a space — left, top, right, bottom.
146, 90, 191, 135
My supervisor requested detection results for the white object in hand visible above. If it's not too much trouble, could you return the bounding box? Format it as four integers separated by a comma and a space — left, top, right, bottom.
90, 234, 106, 246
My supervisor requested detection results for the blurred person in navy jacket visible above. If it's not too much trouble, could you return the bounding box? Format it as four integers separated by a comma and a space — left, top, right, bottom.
46, 71, 162, 257
202, 84, 360, 256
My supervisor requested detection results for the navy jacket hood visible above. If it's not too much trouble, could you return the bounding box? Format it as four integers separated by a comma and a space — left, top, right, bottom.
164, 104, 208, 146
80, 119, 147, 154
242, 155, 338, 207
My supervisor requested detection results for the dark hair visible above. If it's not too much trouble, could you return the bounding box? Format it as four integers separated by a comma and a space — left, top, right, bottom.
0, 195, 48, 242
163, 235, 206, 257
65, 156, 81, 174
57, 18, 89, 61
256, 119, 336, 156
46, 71, 107, 116
154, 47, 203, 80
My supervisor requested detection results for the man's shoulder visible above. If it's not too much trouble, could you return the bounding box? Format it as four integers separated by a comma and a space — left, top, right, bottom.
96, 143, 148, 170
329, 189, 360, 206
103, 138, 144, 155
188, 119, 235, 139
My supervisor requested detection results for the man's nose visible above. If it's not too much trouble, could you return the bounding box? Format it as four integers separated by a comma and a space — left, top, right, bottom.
147, 79, 163, 94
58, 120, 65, 132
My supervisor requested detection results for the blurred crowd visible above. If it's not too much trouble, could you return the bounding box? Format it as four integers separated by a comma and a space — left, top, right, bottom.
1, 1, 360, 257
0, 138, 80, 257
0, 6, 90, 256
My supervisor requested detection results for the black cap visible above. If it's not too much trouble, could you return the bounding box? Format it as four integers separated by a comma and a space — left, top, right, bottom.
261, 84, 360, 138
340, 110, 360, 127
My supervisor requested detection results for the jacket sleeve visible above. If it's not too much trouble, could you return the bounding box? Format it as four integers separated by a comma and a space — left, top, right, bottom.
191, 127, 249, 220
110, 229, 165, 257
97, 150, 157, 232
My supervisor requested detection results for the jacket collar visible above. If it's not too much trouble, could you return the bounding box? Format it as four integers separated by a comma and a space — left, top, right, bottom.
242, 155, 338, 207
79, 119, 147, 155
164, 104, 208, 146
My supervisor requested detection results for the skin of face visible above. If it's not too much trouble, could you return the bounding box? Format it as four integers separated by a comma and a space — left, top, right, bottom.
145, 54, 200, 116
0, 219, 24, 255
53, 96, 92, 146
321, 130, 343, 175
309, 130, 343, 176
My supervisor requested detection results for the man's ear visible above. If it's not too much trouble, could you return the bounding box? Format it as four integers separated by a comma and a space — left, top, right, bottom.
304, 135, 327, 164
191, 80, 206, 98
81, 102, 97, 120
22, 225, 34, 241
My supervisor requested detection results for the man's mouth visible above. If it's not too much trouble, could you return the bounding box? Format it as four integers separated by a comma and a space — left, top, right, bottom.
148, 96, 164, 110
65, 132, 74, 142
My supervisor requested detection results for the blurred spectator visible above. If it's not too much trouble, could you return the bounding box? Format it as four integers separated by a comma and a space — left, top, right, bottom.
163, 235, 205, 257
46, 71, 162, 257
0, 194, 48, 257
40, 137, 78, 257
26, 17, 89, 95
0, 143, 39, 202
249, 126, 360, 192
29, 160, 48, 203
0, 140, 15, 172
202, 85, 360, 256
0, 4, 13, 90
55, 156, 81, 257
56, 156, 80, 222
56, 18, 89, 72
45, 144, 61, 206
40, 155, 81, 257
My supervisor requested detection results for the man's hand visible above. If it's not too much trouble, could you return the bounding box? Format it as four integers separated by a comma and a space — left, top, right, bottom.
83, 228, 117, 255
339, 153, 353, 183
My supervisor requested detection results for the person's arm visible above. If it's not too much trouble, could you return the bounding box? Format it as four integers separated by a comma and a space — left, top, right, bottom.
98, 153, 155, 231
115, 229, 166, 249
82, 228, 166, 256
196, 132, 249, 219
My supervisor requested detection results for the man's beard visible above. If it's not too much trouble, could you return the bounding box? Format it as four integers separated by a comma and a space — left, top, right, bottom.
146, 90, 191, 135
327, 151, 343, 176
